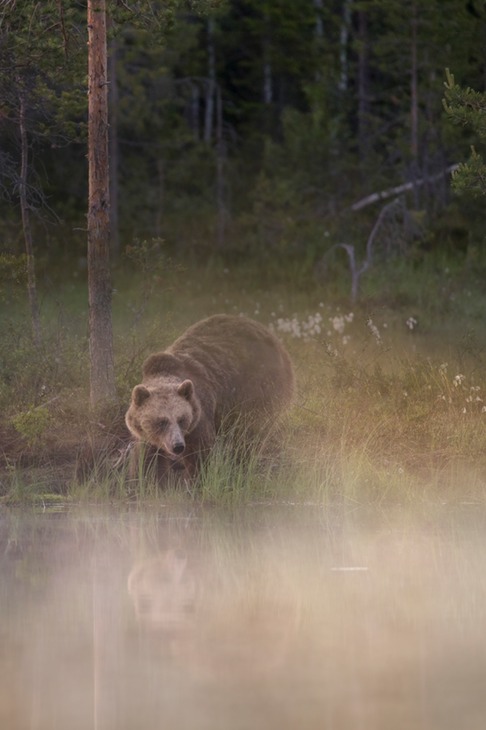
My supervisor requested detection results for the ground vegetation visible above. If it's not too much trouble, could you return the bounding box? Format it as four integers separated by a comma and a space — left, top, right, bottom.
1, 1, 486, 502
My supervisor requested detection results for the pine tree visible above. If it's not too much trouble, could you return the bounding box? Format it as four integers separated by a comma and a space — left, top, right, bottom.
443, 69, 486, 199
87, 0, 117, 408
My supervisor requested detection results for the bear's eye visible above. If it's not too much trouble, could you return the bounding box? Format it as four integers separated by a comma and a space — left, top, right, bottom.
177, 416, 189, 431
155, 417, 169, 432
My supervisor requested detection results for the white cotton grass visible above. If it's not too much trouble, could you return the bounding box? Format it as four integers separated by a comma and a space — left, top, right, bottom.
268, 307, 486, 424
271, 313, 323, 341
366, 317, 382, 344
435, 367, 486, 414
271, 311, 355, 346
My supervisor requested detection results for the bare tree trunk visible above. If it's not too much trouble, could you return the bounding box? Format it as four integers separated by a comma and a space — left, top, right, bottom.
190, 82, 200, 141
357, 8, 370, 165
262, 6, 273, 106
87, 0, 116, 408
317, 199, 407, 303
338, 0, 352, 93
18, 85, 41, 348
108, 34, 120, 258
155, 157, 164, 238
263, 45, 273, 105
313, 0, 324, 40
410, 2, 419, 163
203, 17, 216, 144
410, 1, 420, 206
215, 84, 226, 249
313, 0, 324, 83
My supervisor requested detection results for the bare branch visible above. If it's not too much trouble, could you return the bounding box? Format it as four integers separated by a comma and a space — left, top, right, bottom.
364, 197, 403, 264
350, 164, 459, 212
316, 197, 417, 303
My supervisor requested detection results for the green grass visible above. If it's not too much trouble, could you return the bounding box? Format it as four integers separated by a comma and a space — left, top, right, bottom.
2, 250, 486, 504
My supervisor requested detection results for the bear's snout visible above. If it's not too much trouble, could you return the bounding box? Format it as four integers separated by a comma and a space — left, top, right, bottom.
156, 419, 188, 457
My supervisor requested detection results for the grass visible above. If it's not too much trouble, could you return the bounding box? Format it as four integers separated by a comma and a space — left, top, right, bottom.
2, 249, 486, 505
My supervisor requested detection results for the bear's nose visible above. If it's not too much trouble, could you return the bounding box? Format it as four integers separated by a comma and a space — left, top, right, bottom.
173, 442, 185, 455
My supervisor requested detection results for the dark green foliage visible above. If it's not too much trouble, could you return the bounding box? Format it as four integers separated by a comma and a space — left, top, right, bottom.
0, 1, 485, 271
443, 69, 486, 199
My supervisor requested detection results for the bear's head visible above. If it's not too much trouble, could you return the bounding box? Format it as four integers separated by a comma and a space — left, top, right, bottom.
125, 378, 201, 458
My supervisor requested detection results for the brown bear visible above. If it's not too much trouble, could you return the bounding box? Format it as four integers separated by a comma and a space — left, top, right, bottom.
125, 314, 295, 482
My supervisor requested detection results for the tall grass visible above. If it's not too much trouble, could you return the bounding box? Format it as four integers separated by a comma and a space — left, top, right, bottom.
2, 255, 486, 504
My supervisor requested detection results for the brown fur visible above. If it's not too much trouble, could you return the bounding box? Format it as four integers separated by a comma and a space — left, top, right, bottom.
125, 314, 294, 482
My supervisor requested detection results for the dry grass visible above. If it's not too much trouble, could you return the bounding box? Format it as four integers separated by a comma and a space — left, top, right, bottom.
2, 262, 486, 503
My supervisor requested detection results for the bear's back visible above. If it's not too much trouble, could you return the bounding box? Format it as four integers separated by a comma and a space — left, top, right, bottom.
168, 315, 294, 419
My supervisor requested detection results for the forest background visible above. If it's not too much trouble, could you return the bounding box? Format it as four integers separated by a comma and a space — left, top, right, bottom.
1, 0, 486, 500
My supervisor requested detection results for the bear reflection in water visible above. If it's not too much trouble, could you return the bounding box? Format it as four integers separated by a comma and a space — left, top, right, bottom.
125, 314, 295, 484
128, 550, 197, 633
127, 549, 298, 681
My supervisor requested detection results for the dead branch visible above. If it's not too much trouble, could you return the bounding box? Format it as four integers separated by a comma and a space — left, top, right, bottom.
316, 197, 413, 303
350, 164, 459, 212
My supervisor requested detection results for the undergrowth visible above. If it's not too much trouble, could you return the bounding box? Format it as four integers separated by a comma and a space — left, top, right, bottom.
2, 256, 486, 504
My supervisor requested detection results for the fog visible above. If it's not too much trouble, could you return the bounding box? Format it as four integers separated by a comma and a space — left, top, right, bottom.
1, 503, 485, 730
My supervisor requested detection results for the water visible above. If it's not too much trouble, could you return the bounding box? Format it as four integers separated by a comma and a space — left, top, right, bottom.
1, 502, 486, 730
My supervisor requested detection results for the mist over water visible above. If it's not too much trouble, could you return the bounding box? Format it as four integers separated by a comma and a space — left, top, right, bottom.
1, 502, 486, 730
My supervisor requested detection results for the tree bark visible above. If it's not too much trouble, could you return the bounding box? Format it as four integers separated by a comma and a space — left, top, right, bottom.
263, 49, 273, 104
108, 34, 120, 258
155, 157, 164, 237
357, 8, 370, 165
190, 81, 200, 141
313, 0, 324, 40
409, 1, 420, 206
215, 84, 226, 249
410, 1, 419, 164
313, 0, 324, 83
338, 0, 352, 93
204, 17, 216, 144
87, 0, 116, 408
262, 7, 273, 106
18, 84, 41, 348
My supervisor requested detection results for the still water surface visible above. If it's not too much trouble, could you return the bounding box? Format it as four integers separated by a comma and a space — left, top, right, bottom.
1, 502, 486, 730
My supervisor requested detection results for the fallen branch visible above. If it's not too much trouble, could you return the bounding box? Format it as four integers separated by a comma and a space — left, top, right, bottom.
350, 164, 459, 211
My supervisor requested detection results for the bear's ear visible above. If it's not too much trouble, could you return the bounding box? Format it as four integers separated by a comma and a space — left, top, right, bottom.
132, 384, 150, 407
143, 352, 181, 378
177, 379, 194, 400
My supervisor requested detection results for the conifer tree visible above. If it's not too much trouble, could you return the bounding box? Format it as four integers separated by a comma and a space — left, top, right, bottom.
443, 69, 486, 199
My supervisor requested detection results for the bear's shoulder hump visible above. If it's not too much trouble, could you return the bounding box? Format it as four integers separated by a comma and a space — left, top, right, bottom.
142, 352, 182, 378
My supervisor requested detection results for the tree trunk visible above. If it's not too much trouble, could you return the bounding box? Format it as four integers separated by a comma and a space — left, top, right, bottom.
410, 1, 419, 164
338, 0, 352, 93
215, 84, 226, 249
262, 5, 273, 106
204, 17, 216, 144
155, 157, 164, 238
313, 0, 324, 83
410, 1, 420, 206
357, 8, 370, 165
108, 34, 120, 258
190, 81, 200, 141
87, 0, 116, 408
313, 0, 324, 40
263, 46, 273, 105
18, 85, 41, 348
